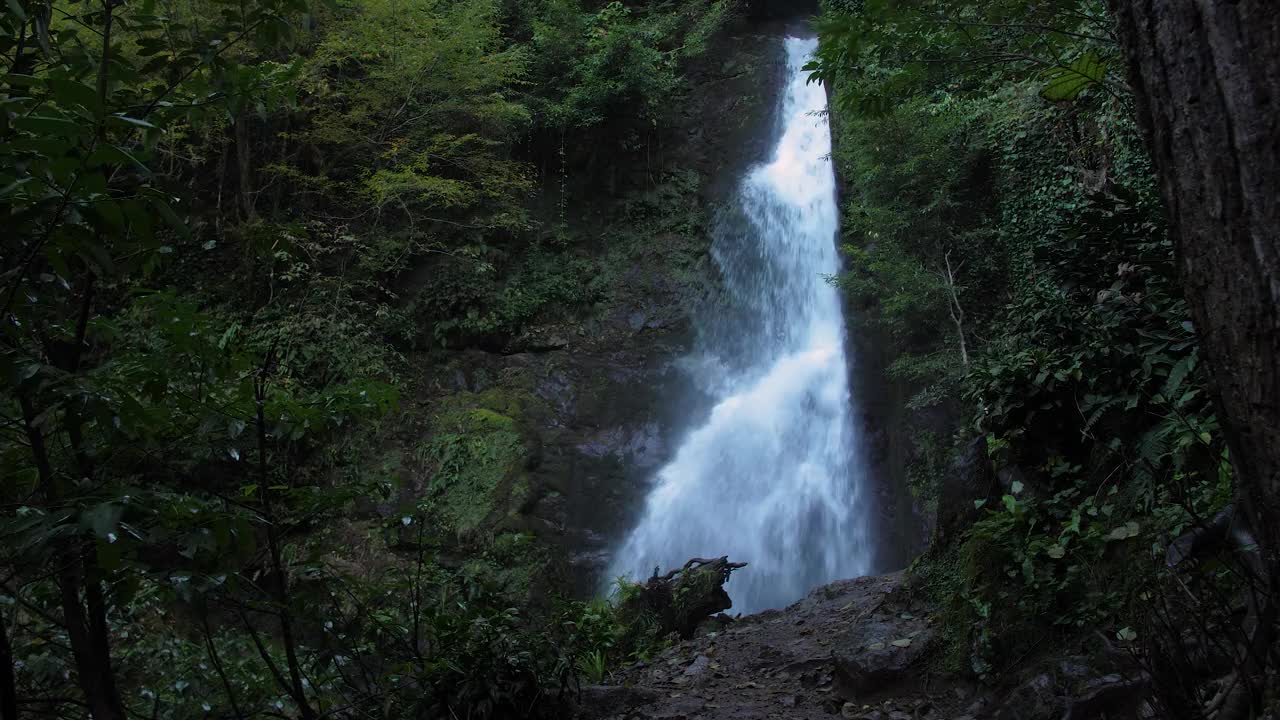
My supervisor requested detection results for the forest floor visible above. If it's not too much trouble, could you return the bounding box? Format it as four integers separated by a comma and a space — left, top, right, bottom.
577, 572, 992, 720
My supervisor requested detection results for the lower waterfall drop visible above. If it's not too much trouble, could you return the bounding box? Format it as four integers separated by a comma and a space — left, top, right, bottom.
608, 36, 873, 613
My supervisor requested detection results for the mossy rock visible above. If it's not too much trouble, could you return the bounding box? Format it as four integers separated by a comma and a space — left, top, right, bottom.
416, 383, 546, 538
463, 407, 518, 431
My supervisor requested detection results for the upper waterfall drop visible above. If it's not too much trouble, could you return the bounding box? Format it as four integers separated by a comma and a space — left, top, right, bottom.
608, 37, 873, 613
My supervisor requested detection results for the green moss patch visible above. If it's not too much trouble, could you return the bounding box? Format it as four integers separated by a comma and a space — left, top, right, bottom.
416, 385, 542, 537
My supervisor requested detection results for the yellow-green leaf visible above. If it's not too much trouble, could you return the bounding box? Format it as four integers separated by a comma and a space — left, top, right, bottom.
1041, 52, 1107, 102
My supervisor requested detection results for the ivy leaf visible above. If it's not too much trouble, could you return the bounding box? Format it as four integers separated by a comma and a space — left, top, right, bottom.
1047, 544, 1066, 559
1041, 52, 1108, 102
1107, 520, 1141, 541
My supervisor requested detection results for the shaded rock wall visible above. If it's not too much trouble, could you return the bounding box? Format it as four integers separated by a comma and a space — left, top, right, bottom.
395, 19, 795, 598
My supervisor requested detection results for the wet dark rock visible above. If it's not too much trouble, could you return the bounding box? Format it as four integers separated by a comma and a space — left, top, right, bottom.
831, 615, 934, 699
573, 685, 660, 720
934, 436, 996, 545
1064, 674, 1151, 719
992, 673, 1062, 720
693, 613, 734, 638
1058, 658, 1094, 680
449, 368, 470, 391
997, 463, 1027, 493
577, 423, 665, 468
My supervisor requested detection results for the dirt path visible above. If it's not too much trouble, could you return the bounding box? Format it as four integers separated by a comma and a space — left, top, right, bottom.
578, 572, 991, 720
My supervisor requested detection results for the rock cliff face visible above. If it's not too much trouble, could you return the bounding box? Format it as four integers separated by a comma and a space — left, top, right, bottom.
393, 24, 792, 596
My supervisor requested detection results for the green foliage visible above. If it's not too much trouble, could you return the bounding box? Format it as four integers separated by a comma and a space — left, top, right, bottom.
526, 0, 734, 131
550, 576, 669, 686
424, 245, 602, 345
2, 0, 735, 715
808, 0, 1120, 115
1040, 52, 1108, 102
303, 0, 534, 240
814, 0, 1231, 680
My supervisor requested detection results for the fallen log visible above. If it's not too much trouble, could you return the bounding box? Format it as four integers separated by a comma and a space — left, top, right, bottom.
621, 556, 747, 639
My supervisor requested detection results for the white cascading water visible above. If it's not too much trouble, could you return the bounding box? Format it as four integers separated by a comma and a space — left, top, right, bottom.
608, 37, 872, 613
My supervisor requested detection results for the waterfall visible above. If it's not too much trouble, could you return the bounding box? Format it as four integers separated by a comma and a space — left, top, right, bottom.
607, 37, 872, 614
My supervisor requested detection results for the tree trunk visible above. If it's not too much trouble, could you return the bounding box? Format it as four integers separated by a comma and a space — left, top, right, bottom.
0, 606, 17, 720
1107, 0, 1280, 711
235, 113, 256, 222
20, 393, 125, 720
253, 369, 316, 720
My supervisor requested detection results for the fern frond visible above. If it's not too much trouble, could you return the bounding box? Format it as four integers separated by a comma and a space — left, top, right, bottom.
1162, 353, 1197, 400
1083, 395, 1124, 436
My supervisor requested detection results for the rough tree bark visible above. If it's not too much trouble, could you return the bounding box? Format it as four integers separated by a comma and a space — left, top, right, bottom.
1107, 0, 1280, 712
0, 608, 16, 720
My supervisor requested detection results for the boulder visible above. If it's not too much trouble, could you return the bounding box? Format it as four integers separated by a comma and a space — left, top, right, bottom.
832, 614, 935, 699
991, 673, 1062, 720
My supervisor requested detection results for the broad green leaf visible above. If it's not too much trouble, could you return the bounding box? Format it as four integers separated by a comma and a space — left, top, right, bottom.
13, 115, 84, 137
107, 114, 159, 130
1041, 52, 1108, 102
0, 177, 33, 199
89, 144, 150, 173
1, 73, 39, 87
49, 78, 102, 116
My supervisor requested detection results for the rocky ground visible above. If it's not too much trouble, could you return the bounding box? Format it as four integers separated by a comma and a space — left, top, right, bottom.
573, 569, 1158, 720
576, 572, 992, 720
